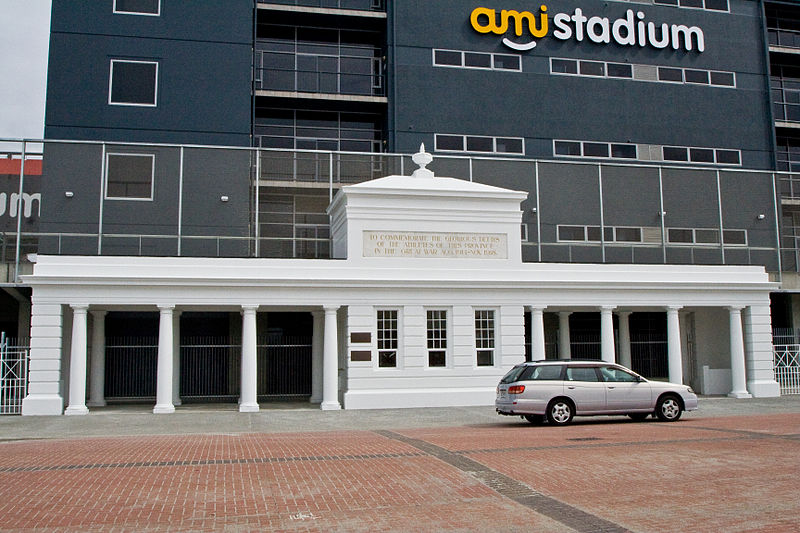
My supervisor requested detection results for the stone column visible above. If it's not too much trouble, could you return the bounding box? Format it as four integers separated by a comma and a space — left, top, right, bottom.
310, 310, 324, 403
153, 305, 175, 414
618, 311, 632, 369
667, 306, 683, 384
728, 306, 752, 398
65, 304, 89, 415
600, 306, 616, 364
558, 311, 571, 360
321, 305, 341, 410
87, 310, 107, 407
172, 310, 182, 406
240, 305, 260, 412
529, 306, 546, 361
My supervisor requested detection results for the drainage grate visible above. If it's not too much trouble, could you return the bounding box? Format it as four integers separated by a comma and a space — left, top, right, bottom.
567, 437, 602, 442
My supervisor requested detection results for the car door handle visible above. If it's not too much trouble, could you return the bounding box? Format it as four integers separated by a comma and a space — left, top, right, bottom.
567, 386, 575, 389
608, 386, 616, 390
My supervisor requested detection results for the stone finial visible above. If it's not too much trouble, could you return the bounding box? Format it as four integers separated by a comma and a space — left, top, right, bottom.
411, 143, 434, 179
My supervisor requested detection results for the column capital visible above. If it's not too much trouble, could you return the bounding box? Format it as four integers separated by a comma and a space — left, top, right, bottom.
311, 310, 325, 319
157, 304, 175, 311
241, 304, 259, 313
70, 304, 89, 312
617, 310, 632, 318
558, 311, 573, 317
599, 305, 616, 312
323, 305, 340, 314
727, 305, 745, 312
527, 305, 545, 313
89, 309, 107, 318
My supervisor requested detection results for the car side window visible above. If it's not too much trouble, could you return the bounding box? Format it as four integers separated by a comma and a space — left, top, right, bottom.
565, 366, 600, 382
600, 366, 638, 383
529, 365, 563, 380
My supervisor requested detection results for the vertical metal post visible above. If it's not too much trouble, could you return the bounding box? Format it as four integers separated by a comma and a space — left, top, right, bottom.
598, 164, 606, 263
716, 170, 725, 264
658, 166, 667, 264
177, 146, 184, 256
98, 143, 106, 255
534, 161, 541, 262
13, 142, 25, 283
329, 152, 334, 203
255, 149, 261, 258
773, 172, 783, 280
469, 157, 473, 182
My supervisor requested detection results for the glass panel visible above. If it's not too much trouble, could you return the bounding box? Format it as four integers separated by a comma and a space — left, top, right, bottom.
493, 54, 521, 70
611, 144, 637, 159
464, 52, 492, 68
552, 59, 578, 74
466, 136, 494, 152
434, 50, 461, 66
663, 146, 689, 161
658, 67, 683, 82
668, 229, 693, 243
559, 226, 586, 241
695, 229, 720, 243
496, 138, 524, 154
115, 0, 159, 14
690, 148, 715, 163
685, 69, 710, 84
679, 0, 703, 7
723, 229, 747, 245
716, 149, 741, 165
106, 154, 153, 199
615, 227, 642, 242
110, 61, 157, 105
607, 63, 633, 78
436, 135, 464, 151
554, 140, 581, 156
579, 61, 605, 76
704, 0, 728, 10
583, 142, 609, 157
710, 71, 735, 86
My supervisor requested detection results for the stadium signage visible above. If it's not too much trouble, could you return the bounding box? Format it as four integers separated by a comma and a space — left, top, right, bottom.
470, 6, 705, 52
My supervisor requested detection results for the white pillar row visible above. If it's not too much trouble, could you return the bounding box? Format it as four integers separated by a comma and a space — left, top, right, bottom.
557, 311, 571, 360
600, 306, 616, 364
618, 311, 632, 369
240, 305, 260, 412
172, 310, 182, 406
728, 306, 752, 398
529, 306, 546, 361
153, 305, 175, 414
321, 305, 341, 410
65, 304, 89, 415
667, 306, 683, 384
87, 310, 107, 407
310, 310, 324, 403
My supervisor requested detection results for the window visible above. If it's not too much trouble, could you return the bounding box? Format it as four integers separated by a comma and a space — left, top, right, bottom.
426, 310, 447, 367
685, 69, 710, 84
551, 58, 578, 74
109, 60, 158, 106
583, 142, 609, 157
600, 366, 639, 382
615, 227, 642, 242
105, 153, 154, 200
658, 67, 683, 82
611, 144, 637, 159
690, 148, 715, 163
579, 61, 605, 76
663, 146, 689, 161
716, 149, 741, 165
435, 134, 524, 155
607, 63, 633, 79
723, 229, 747, 245
710, 72, 735, 87
566, 366, 600, 382
551, 57, 734, 88
114, 0, 160, 15
554, 140, 581, 156
377, 310, 398, 368
475, 310, 496, 366
558, 226, 586, 241
527, 365, 564, 380
433, 49, 521, 71
668, 228, 746, 245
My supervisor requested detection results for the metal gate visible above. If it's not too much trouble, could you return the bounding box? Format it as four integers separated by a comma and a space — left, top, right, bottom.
774, 344, 800, 395
0, 333, 29, 415
105, 335, 312, 402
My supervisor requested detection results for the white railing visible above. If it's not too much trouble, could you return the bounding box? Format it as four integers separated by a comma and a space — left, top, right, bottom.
0, 332, 29, 415
774, 344, 800, 395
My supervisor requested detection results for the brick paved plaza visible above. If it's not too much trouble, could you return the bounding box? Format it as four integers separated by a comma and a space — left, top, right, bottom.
1, 405, 799, 532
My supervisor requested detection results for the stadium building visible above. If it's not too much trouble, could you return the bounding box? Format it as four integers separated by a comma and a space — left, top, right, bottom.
4, 0, 800, 415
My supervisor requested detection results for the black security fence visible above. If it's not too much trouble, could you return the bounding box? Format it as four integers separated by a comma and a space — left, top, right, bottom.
104, 335, 312, 402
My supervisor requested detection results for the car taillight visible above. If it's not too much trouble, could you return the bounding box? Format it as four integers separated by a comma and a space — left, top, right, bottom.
508, 385, 525, 394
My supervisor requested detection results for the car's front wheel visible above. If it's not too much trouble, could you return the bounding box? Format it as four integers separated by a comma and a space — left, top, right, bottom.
655, 395, 683, 422
546, 399, 574, 426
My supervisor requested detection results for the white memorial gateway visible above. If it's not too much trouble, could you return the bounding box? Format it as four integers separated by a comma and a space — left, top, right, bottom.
21, 146, 779, 415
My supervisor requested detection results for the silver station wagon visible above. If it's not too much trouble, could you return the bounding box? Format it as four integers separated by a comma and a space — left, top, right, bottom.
496, 360, 698, 425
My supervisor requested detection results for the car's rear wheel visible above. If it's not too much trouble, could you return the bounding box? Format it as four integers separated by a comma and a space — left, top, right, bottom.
546, 399, 574, 426
524, 414, 545, 425
655, 395, 683, 422
628, 413, 649, 422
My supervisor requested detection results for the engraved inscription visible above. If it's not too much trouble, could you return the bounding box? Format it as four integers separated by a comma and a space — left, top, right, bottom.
364, 231, 507, 259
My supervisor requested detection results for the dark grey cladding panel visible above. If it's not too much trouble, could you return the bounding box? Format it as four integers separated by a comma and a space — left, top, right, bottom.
600, 165, 662, 227
39, 142, 103, 234
661, 168, 720, 228
719, 171, 777, 248
537, 162, 601, 234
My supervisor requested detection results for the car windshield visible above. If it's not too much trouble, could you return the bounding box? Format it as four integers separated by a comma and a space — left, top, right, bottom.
500, 365, 527, 384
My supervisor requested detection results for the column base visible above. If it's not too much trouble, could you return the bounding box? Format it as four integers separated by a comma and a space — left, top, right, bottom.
65, 405, 89, 416
239, 403, 260, 413
86, 399, 107, 407
22, 395, 64, 416
728, 391, 753, 399
153, 404, 175, 414
321, 400, 341, 411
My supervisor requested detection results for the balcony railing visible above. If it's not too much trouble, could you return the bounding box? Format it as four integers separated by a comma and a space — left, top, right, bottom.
258, 0, 385, 12
0, 139, 790, 283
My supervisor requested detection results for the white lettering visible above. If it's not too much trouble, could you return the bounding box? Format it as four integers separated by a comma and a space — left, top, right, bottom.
671, 24, 705, 52
552, 12, 572, 39
587, 16, 610, 44
571, 8, 587, 41
648, 21, 670, 49
612, 10, 636, 46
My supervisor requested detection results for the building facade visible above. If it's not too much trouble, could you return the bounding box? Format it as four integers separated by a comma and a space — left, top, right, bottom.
4, 0, 800, 414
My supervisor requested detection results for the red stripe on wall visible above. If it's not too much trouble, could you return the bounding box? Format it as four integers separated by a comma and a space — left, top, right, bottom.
0, 159, 43, 176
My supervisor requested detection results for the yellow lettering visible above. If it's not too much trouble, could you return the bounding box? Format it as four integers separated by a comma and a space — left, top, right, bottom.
470, 7, 502, 34
501, 8, 548, 38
